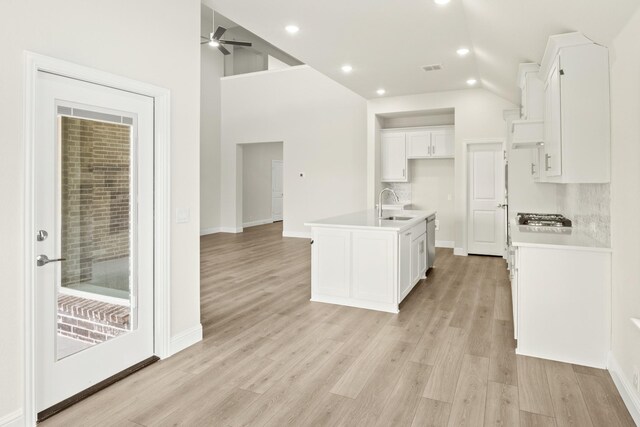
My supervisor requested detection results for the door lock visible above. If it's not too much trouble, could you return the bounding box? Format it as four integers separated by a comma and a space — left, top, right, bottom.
36, 230, 48, 242
36, 254, 66, 267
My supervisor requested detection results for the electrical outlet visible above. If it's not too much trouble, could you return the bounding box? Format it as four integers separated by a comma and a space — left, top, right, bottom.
633, 366, 639, 392
435, 220, 440, 231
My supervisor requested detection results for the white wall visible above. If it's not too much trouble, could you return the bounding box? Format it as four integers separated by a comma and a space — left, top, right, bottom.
368, 89, 516, 253
242, 142, 283, 225
221, 65, 368, 237
201, 4, 224, 235
608, 7, 640, 422
0, 0, 201, 422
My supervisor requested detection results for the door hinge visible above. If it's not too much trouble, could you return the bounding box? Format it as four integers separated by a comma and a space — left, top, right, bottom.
559, 69, 565, 76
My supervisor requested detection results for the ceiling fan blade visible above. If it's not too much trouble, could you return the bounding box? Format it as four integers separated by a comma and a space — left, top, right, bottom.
220, 40, 252, 47
200, 41, 210, 45
200, 35, 210, 40
218, 44, 231, 55
212, 26, 227, 40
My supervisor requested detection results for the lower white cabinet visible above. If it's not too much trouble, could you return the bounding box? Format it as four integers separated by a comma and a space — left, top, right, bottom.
311, 220, 429, 313
352, 231, 395, 304
511, 244, 611, 368
312, 228, 351, 298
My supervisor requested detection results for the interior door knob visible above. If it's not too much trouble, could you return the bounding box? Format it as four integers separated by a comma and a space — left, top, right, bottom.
36, 254, 66, 267
497, 203, 508, 208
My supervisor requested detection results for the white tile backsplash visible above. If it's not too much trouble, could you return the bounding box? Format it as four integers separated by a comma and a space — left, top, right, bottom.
556, 183, 610, 246
381, 183, 412, 204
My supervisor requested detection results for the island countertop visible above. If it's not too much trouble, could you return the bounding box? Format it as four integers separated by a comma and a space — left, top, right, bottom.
305, 209, 436, 232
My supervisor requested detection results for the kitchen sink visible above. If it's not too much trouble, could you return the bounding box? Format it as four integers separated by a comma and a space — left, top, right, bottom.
381, 216, 414, 221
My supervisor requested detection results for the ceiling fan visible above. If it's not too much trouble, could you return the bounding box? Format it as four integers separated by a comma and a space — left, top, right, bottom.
200, 26, 252, 55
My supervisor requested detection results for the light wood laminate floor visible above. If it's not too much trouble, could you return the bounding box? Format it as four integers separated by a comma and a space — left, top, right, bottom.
43, 222, 634, 426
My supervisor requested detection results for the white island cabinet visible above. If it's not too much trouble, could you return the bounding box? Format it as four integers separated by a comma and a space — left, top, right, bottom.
305, 210, 436, 313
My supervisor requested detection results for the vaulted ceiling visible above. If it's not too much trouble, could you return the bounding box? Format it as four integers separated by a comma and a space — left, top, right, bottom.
203, 0, 639, 103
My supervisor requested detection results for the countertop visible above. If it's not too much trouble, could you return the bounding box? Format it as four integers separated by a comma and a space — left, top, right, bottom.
510, 220, 611, 252
305, 209, 436, 232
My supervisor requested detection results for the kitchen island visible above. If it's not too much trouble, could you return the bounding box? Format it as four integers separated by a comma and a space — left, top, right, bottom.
305, 209, 436, 313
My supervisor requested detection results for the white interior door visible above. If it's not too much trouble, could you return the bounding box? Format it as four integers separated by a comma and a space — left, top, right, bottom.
271, 160, 283, 221
35, 71, 154, 414
467, 143, 506, 256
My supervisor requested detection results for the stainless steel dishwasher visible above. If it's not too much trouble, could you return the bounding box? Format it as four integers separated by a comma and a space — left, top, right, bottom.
426, 214, 436, 269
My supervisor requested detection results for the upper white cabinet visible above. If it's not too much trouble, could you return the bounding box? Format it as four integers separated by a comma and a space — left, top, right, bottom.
430, 128, 455, 158
405, 127, 454, 159
381, 126, 454, 182
519, 63, 545, 120
539, 33, 611, 183
381, 131, 408, 182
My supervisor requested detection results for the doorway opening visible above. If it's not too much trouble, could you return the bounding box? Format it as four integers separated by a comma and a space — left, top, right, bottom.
239, 142, 284, 228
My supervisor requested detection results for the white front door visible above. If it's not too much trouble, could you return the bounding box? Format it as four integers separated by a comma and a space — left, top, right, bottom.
34, 71, 155, 414
467, 143, 506, 256
271, 160, 283, 221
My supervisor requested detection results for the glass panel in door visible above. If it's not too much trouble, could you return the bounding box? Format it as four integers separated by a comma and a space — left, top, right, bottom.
56, 114, 136, 360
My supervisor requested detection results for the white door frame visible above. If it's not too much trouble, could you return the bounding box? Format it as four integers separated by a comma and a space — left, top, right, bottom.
23, 52, 172, 426
463, 138, 507, 257
271, 159, 284, 222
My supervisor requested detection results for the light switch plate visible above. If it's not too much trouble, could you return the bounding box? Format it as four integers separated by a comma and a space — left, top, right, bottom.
176, 208, 190, 224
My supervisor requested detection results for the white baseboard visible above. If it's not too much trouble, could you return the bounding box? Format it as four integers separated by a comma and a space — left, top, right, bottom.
169, 324, 203, 356
436, 240, 455, 248
283, 231, 311, 239
0, 409, 24, 427
454, 247, 468, 256
219, 226, 243, 233
200, 227, 221, 236
608, 351, 640, 425
242, 218, 273, 228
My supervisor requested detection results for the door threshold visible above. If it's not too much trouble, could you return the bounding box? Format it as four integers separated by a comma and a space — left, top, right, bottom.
37, 356, 159, 423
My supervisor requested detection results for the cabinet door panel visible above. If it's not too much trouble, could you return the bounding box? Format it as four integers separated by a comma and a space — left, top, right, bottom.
398, 231, 412, 300
544, 57, 562, 177
381, 132, 407, 182
312, 229, 351, 298
431, 128, 455, 157
418, 234, 427, 276
411, 237, 420, 285
530, 147, 540, 180
406, 131, 431, 159
352, 231, 396, 304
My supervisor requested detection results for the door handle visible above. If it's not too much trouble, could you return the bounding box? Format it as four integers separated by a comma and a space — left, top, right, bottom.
497, 203, 508, 209
36, 254, 66, 267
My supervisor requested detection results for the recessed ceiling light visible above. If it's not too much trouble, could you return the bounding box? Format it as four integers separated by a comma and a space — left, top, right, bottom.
434, 0, 450, 5
341, 64, 353, 73
285, 25, 299, 34
209, 40, 220, 47
467, 78, 477, 86
456, 47, 470, 56
376, 88, 386, 95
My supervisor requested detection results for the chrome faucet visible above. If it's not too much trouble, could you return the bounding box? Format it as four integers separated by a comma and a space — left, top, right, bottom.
378, 188, 399, 219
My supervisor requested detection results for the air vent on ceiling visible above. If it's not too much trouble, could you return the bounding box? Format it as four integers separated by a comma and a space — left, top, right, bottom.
422, 64, 443, 72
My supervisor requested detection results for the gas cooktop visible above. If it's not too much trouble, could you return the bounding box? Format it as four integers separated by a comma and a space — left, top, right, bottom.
517, 213, 572, 228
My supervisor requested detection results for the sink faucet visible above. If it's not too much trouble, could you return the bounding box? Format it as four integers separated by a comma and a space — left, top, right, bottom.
378, 188, 400, 218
